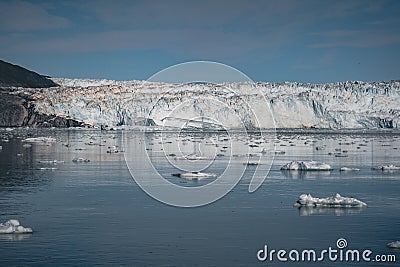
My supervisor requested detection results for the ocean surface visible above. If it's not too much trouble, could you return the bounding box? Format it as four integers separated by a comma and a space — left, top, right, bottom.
0, 128, 399, 266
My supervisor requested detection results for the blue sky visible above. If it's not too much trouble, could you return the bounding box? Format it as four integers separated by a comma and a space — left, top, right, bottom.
0, 0, 399, 83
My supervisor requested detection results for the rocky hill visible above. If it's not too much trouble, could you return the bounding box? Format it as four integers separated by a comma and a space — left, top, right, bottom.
0, 60, 58, 88
0, 60, 87, 127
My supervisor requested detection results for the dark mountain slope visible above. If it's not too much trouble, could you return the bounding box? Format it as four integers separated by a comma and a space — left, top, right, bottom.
0, 60, 58, 88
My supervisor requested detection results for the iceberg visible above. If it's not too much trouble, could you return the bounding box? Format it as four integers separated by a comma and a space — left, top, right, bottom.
387, 241, 400, 249
281, 161, 332, 171
172, 172, 217, 180
294, 193, 367, 207
0, 220, 33, 234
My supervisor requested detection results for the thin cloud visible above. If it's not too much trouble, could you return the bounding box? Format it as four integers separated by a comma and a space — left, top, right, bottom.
309, 29, 400, 48
0, 0, 70, 32
0, 28, 291, 59
292, 52, 337, 69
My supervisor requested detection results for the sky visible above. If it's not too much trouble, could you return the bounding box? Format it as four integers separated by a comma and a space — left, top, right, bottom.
0, 0, 399, 83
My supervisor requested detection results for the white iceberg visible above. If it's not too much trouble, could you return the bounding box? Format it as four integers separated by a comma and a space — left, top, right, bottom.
281, 161, 332, 171
0, 220, 33, 234
387, 241, 400, 249
340, 167, 361, 172
372, 165, 400, 171
172, 172, 217, 180
22, 137, 56, 143
294, 193, 367, 208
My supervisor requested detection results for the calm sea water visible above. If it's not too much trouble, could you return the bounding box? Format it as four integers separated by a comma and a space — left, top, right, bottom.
0, 128, 399, 266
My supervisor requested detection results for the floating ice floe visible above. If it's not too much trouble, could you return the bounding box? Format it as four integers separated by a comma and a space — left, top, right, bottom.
244, 162, 259, 166
294, 193, 367, 208
38, 160, 64, 164
172, 172, 217, 180
340, 167, 361, 172
261, 149, 285, 155
72, 157, 90, 163
37, 167, 57, 171
23, 137, 56, 143
174, 154, 209, 160
387, 241, 400, 249
0, 220, 33, 234
281, 161, 332, 171
335, 153, 348, 158
372, 165, 400, 171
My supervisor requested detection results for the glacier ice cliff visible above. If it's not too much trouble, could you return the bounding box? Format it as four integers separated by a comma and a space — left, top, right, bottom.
5, 78, 400, 129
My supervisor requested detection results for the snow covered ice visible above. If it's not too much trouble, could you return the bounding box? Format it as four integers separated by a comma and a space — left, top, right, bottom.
0, 220, 33, 234
281, 161, 332, 171
294, 193, 367, 208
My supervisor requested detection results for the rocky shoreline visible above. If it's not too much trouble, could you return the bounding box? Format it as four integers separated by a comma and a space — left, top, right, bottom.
0, 88, 90, 128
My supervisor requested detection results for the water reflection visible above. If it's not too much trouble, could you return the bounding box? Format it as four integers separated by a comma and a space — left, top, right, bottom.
0, 136, 54, 192
0, 233, 32, 241
297, 206, 366, 216
281, 170, 332, 179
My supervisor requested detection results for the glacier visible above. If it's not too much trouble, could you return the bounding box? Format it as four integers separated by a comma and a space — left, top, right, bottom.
9, 78, 400, 129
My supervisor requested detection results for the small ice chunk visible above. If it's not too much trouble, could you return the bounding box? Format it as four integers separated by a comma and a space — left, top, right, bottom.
281, 161, 332, 171
23, 137, 56, 143
174, 154, 209, 160
372, 165, 400, 171
340, 167, 360, 172
244, 162, 259, 166
172, 172, 217, 180
387, 241, 400, 249
38, 160, 64, 164
0, 220, 33, 234
37, 167, 57, 171
294, 193, 367, 208
72, 157, 90, 163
